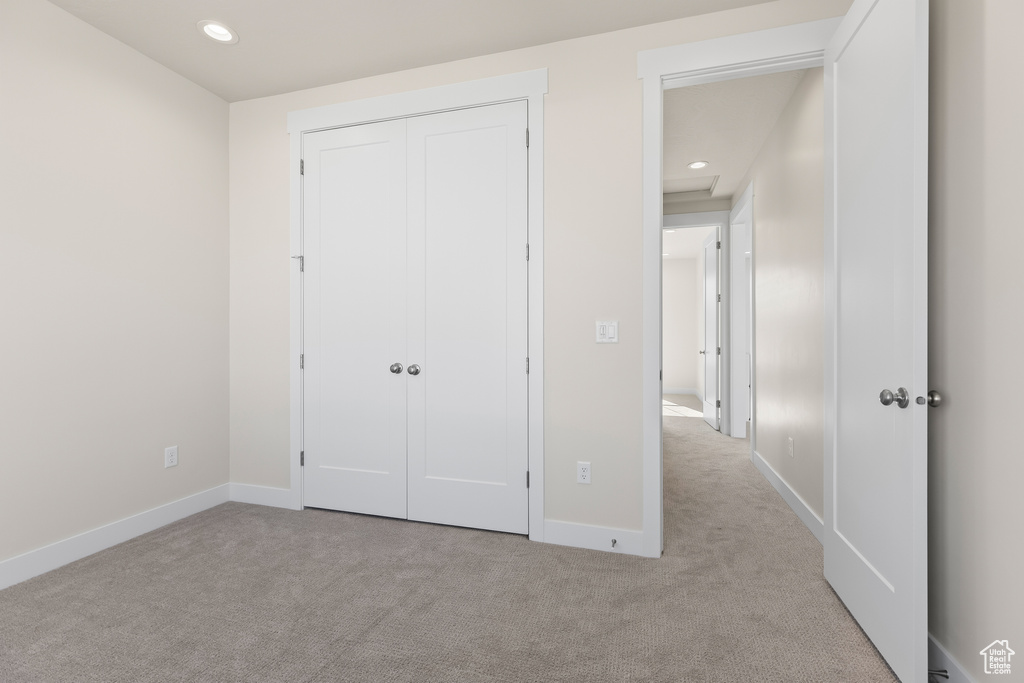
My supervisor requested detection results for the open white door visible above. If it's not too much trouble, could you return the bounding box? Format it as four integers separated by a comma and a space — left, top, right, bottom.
824, 0, 928, 681
702, 232, 719, 430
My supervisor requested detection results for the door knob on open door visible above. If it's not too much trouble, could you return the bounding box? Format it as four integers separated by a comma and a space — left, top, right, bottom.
879, 387, 910, 409
390, 363, 403, 374
926, 390, 942, 407
407, 364, 421, 376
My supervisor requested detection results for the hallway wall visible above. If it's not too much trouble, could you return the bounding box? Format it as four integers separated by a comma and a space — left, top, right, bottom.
735, 69, 825, 518
662, 258, 700, 394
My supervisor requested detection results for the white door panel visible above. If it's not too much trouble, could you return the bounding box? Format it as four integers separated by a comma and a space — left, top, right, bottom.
302, 120, 408, 518
702, 233, 720, 430
407, 101, 529, 533
825, 0, 928, 680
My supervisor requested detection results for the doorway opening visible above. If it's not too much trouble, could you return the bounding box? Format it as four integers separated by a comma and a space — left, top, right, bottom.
659, 66, 822, 551
639, 19, 840, 558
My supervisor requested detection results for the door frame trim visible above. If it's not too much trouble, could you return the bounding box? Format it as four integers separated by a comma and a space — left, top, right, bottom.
286, 69, 548, 539
637, 19, 840, 557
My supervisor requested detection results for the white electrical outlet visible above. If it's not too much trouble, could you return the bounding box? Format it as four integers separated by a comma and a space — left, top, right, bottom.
577, 461, 591, 484
787, 437, 794, 458
164, 446, 178, 468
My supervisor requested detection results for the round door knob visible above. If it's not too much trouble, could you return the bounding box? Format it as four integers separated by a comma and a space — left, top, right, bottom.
407, 364, 421, 376
879, 387, 910, 409
389, 363, 403, 374
927, 390, 942, 408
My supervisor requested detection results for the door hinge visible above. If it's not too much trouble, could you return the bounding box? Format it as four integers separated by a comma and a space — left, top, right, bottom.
300, 354, 304, 369
300, 450, 304, 466
526, 243, 530, 261
660, 370, 662, 381
300, 159, 304, 175
526, 471, 530, 488
717, 293, 721, 303
716, 400, 721, 408
526, 129, 530, 148
292, 255, 304, 272
717, 347, 721, 355
716, 240, 721, 249
526, 357, 530, 374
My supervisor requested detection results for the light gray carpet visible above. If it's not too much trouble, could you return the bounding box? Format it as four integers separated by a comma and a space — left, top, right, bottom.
0, 417, 896, 682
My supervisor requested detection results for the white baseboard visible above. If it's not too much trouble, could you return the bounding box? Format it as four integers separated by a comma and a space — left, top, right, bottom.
750, 450, 824, 544
229, 483, 300, 510
543, 519, 647, 557
930, 633, 977, 683
663, 387, 698, 397
0, 484, 229, 591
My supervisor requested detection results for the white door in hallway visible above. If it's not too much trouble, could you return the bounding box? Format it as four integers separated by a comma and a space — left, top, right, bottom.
824, 0, 928, 680
406, 102, 529, 534
302, 119, 409, 519
702, 232, 720, 430
302, 101, 529, 535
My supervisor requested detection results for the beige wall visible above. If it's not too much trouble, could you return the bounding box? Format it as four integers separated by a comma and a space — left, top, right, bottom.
662, 258, 699, 392
0, 0, 229, 561
737, 69, 825, 517
228, 0, 851, 529
929, 0, 1024, 675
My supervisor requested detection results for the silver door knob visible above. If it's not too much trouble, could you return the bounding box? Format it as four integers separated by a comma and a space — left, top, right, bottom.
879, 387, 910, 409
926, 390, 942, 408
407, 364, 421, 376
389, 363, 403, 374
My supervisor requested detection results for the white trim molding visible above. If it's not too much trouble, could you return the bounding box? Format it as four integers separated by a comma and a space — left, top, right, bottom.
0, 485, 229, 591
929, 634, 976, 683
637, 17, 841, 562
543, 520, 644, 556
288, 69, 548, 539
751, 450, 823, 544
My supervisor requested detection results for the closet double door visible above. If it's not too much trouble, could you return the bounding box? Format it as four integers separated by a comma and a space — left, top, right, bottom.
302, 101, 529, 534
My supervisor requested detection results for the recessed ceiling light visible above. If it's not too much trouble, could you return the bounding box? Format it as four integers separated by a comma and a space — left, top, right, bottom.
198, 20, 238, 44
688, 161, 709, 170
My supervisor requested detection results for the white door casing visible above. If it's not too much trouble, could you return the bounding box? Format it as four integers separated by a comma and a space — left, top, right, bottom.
302, 120, 409, 518
824, 0, 928, 681
702, 231, 720, 430
406, 101, 530, 534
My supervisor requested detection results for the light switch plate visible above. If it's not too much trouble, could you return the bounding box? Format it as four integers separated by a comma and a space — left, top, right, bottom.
596, 321, 618, 343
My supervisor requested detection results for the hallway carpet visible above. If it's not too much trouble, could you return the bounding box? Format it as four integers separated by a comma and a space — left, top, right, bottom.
0, 417, 896, 682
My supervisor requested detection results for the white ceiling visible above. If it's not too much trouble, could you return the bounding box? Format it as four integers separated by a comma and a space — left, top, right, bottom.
662, 69, 808, 204
663, 225, 716, 260
44, 0, 777, 103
